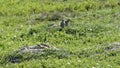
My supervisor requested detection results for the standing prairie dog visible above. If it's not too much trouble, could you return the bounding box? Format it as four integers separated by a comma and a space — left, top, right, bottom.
60, 19, 71, 28
60, 20, 65, 28
65, 19, 71, 26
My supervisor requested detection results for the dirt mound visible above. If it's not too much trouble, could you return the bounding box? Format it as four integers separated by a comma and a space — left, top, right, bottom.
16, 43, 60, 54
105, 42, 120, 51
5, 44, 72, 63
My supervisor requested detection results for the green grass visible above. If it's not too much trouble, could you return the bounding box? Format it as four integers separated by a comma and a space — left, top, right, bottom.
0, 0, 120, 68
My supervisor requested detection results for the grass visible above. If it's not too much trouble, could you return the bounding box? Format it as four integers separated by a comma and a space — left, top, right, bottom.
0, 0, 120, 68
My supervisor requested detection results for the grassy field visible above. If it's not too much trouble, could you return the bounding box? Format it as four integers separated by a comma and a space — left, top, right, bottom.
0, 0, 120, 68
